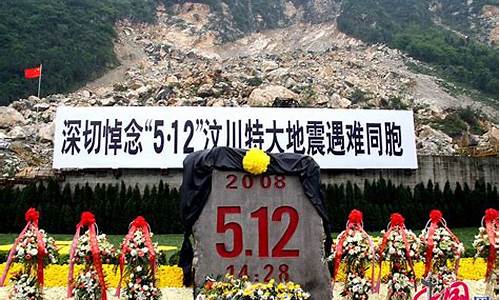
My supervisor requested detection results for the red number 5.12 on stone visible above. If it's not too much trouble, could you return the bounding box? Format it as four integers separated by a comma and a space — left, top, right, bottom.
216, 205, 300, 258
193, 171, 331, 298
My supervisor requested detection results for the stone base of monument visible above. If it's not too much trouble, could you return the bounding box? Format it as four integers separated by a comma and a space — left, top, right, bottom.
192, 171, 332, 299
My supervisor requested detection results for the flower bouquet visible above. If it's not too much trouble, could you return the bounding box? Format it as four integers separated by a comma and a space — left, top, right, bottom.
116, 216, 161, 300
419, 210, 464, 294
0, 208, 59, 300
332, 209, 375, 300
73, 230, 116, 265
473, 208, 499, 297
122, 266, 161, 300
343, 273, 372, 299
196, 275, 310, 300
68, 212, 116, 300
8, 273, 43, 300
73, 268, 103, 300
384, 272, 413, 300
377, 213, 420, 300
13, 229, 58, 266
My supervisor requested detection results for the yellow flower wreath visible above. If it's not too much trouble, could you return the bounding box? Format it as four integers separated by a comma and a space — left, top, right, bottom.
242, 148, 270, 175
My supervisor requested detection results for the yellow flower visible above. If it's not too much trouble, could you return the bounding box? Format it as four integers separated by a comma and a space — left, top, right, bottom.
336, 258, 487, 282
0, 257, 489, 290
242, 148, 270, 175
0, 263, 184, 288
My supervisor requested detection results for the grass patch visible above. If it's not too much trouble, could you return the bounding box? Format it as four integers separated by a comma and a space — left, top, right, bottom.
0, 234, 184, 248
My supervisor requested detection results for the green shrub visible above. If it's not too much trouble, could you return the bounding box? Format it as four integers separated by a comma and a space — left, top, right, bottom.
349, 87, 369, 104
168, 250, 180, 266
0, 178, 497, 236
458, 107, 484, 135
433, 113, 468, 138
246, 77, 263, 87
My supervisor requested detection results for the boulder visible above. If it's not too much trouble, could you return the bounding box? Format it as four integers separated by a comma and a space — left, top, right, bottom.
155, 87, 173, 100
418, 125, 453, 143
126, 90, 139, 99
197, 84, 214, 97
8, 126, 28, 140
0, 138, 9, 150
33, 103, 50, 111
38, 122, 55, 142
207, 98, 225, 107
100, 97, 116, 106
285, 77, 297, 89
166, 75, 179, 85
267, 68, 290, 80
28, 95, 40, 102
486, 126, 499, 144
0, 107, 25, 129
416, 125, 455, 155
314, 95, 330, 106
248, 85, 298, 107
261, 60, 279, 72
328, 93, 351, 108
135, 85, 150, 96
81, 90, 92, 98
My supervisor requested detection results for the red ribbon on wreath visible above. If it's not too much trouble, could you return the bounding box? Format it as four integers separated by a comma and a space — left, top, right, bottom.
483, 208, 499, 280
67, 212, 107, 300
0, 208, 47, 287
115, 216, 157, 297
375, 213, 416, 293
423, 209, 462, 277
332, 209, 376, 292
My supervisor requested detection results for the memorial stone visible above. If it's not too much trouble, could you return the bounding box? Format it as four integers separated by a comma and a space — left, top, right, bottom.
193, 170, 332, 299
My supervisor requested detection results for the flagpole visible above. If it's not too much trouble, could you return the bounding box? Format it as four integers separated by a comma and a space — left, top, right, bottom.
35, 64, 42, 143
37, 64, 42, 98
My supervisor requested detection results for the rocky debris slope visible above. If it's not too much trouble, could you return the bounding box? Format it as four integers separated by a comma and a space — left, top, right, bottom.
0, 6, 498, 178
430, 0, 499, 46
478, 4, 499, 45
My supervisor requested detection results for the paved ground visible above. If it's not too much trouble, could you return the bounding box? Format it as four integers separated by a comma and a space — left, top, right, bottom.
0, 287, 193, 300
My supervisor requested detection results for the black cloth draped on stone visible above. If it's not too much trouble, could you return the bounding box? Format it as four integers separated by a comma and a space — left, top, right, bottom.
178, 147, 333, 286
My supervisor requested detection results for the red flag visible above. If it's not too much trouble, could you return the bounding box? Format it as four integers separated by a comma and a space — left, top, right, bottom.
24, 66, 41, 79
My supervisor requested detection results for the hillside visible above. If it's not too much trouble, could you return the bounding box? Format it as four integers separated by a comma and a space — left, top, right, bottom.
338, 0, 498, 98
0, 0, 157, 105
0, 0, 498, 177
0, 0, 497, 104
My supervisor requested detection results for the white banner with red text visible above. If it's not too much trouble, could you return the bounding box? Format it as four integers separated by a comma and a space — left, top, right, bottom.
52, 106, 417, 169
